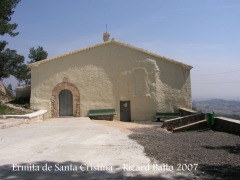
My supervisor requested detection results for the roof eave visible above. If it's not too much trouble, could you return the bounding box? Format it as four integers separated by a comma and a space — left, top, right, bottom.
28, 40, 193, 70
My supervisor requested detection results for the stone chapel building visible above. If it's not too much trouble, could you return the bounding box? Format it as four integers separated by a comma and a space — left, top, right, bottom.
29, 33, 192, 121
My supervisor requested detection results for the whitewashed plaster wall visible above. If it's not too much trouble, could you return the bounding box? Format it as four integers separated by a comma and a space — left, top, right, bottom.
30, 42, 192, 121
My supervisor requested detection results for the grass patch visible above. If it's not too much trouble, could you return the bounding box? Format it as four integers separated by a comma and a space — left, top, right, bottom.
0, 102, 25, 115
8, 99, 30, 109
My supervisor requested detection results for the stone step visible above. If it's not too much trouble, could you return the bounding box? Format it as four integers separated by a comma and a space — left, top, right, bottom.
172, 119, 208, 133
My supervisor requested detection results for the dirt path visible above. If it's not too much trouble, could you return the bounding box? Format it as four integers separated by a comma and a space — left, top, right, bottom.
0, 118, 191, 179
94, 119, 163, 134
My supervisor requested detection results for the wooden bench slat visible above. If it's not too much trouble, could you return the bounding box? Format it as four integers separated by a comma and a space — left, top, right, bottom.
89, 113, 116, 116
89, 109, 116, 117
156, 113, 181, 116
155, 112, 181, 121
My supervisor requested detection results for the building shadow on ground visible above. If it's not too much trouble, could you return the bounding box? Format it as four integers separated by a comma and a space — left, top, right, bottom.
0, 161, 190, 180
195, 164, 240, 180
202, 144, 240, 155
196, 145, 240, 179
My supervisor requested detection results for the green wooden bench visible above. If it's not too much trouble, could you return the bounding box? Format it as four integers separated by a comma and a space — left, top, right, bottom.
155, 112, 181, 122
89, 109, 116, 120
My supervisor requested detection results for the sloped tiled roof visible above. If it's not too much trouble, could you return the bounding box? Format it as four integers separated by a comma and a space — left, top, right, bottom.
29, 40, 192, 69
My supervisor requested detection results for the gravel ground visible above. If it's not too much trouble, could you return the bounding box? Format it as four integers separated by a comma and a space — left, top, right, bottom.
129, 125, 240, 180
96, 120, 240, 180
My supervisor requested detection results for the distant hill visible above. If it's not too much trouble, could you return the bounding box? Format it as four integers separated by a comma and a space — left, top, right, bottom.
193, 99, 240, 120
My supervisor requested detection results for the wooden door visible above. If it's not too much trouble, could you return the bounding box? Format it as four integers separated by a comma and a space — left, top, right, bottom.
120, 101, 131, 122
59, 89, 73, 116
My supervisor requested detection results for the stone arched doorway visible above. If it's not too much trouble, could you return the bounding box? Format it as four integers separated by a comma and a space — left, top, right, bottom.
59, 89, 73, 116
51, 81, 80, 117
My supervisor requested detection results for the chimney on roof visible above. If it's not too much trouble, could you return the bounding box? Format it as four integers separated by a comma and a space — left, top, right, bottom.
103, 32, 110, 42
103, 25, 110, 42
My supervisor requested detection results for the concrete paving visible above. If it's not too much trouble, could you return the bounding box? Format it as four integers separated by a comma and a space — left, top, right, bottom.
0, 117, 189, 179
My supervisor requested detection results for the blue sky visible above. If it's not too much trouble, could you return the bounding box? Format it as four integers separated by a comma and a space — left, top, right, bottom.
2, 0, 240, 100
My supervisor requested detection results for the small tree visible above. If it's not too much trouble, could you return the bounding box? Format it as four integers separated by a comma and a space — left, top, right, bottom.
16, 45, 48, 85
0, 0, 21, 37
0, 41, 24, 80
14, 63, 30, 85
28, 46, 48, 63
0, 0, 23, 80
